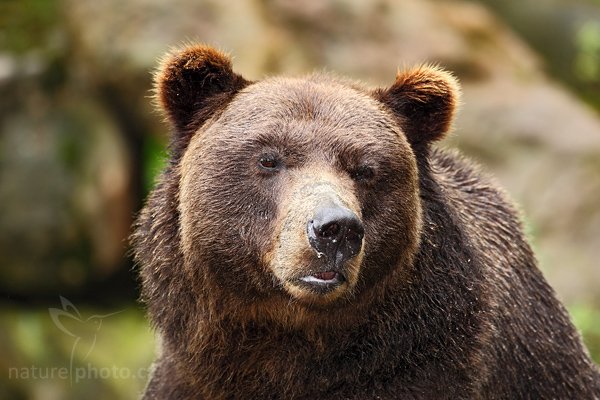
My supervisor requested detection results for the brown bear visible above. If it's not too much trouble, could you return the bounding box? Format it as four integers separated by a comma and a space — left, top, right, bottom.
132, 44, 600, 399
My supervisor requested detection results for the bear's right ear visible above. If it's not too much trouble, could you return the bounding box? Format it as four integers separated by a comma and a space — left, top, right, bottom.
154, 44, 250, 135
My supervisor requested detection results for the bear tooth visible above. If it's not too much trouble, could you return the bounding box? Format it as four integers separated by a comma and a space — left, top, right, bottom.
301, 275, 334, 283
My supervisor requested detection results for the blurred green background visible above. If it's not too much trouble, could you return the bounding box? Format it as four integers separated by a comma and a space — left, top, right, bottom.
1, 0, 599, 398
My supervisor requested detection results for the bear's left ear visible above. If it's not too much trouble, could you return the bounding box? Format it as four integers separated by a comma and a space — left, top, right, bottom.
154, 44, 250, 135
374, 65, 460, 149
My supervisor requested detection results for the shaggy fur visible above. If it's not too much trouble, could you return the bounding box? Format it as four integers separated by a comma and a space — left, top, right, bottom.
132, 44, 600, 399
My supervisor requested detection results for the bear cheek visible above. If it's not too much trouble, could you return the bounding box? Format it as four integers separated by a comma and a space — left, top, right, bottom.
178, 135, 253, 265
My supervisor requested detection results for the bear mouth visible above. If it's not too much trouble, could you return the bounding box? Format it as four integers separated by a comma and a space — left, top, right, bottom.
296, 271, 346, 293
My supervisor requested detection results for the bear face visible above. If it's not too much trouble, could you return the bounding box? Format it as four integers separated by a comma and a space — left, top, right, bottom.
156, 46, 457, 315
179, 76, 422, 307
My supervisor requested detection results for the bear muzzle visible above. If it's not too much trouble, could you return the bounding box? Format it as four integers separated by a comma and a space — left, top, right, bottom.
270, 177, 365, 302
298, 205, 364, 292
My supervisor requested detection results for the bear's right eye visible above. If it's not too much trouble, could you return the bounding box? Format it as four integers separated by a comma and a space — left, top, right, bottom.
258, 155, 280, 171
351, 165, 375, 182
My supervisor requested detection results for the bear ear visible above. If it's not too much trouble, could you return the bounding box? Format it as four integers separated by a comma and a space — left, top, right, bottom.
374, 65, 460, 149
154, 44, 250, 134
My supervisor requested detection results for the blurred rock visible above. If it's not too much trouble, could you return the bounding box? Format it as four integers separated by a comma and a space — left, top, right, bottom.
476, 0, 600, 105
2, 0, 599, 305
0, 75, 134, 296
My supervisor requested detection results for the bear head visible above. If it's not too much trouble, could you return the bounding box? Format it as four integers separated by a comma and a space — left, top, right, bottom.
144, 44, 459, 326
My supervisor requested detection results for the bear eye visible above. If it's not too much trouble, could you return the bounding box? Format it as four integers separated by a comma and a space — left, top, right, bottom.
351, 165, 375, 182
258, 155, 280, 171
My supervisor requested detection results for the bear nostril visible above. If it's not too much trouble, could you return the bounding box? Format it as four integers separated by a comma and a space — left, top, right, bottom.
319, 222, 341, 238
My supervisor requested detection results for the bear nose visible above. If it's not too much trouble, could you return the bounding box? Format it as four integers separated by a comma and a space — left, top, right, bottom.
307, 206, 365, 266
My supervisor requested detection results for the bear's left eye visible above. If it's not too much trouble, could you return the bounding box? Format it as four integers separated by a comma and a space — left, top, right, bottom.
351, 165, 375, 182
258, 155, 280, 171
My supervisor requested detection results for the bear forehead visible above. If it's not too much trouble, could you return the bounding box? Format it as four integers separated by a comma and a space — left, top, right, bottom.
216, 74, 399, 135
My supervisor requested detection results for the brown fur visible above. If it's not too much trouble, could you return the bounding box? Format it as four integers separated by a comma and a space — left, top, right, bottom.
132, 44, 600, 399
